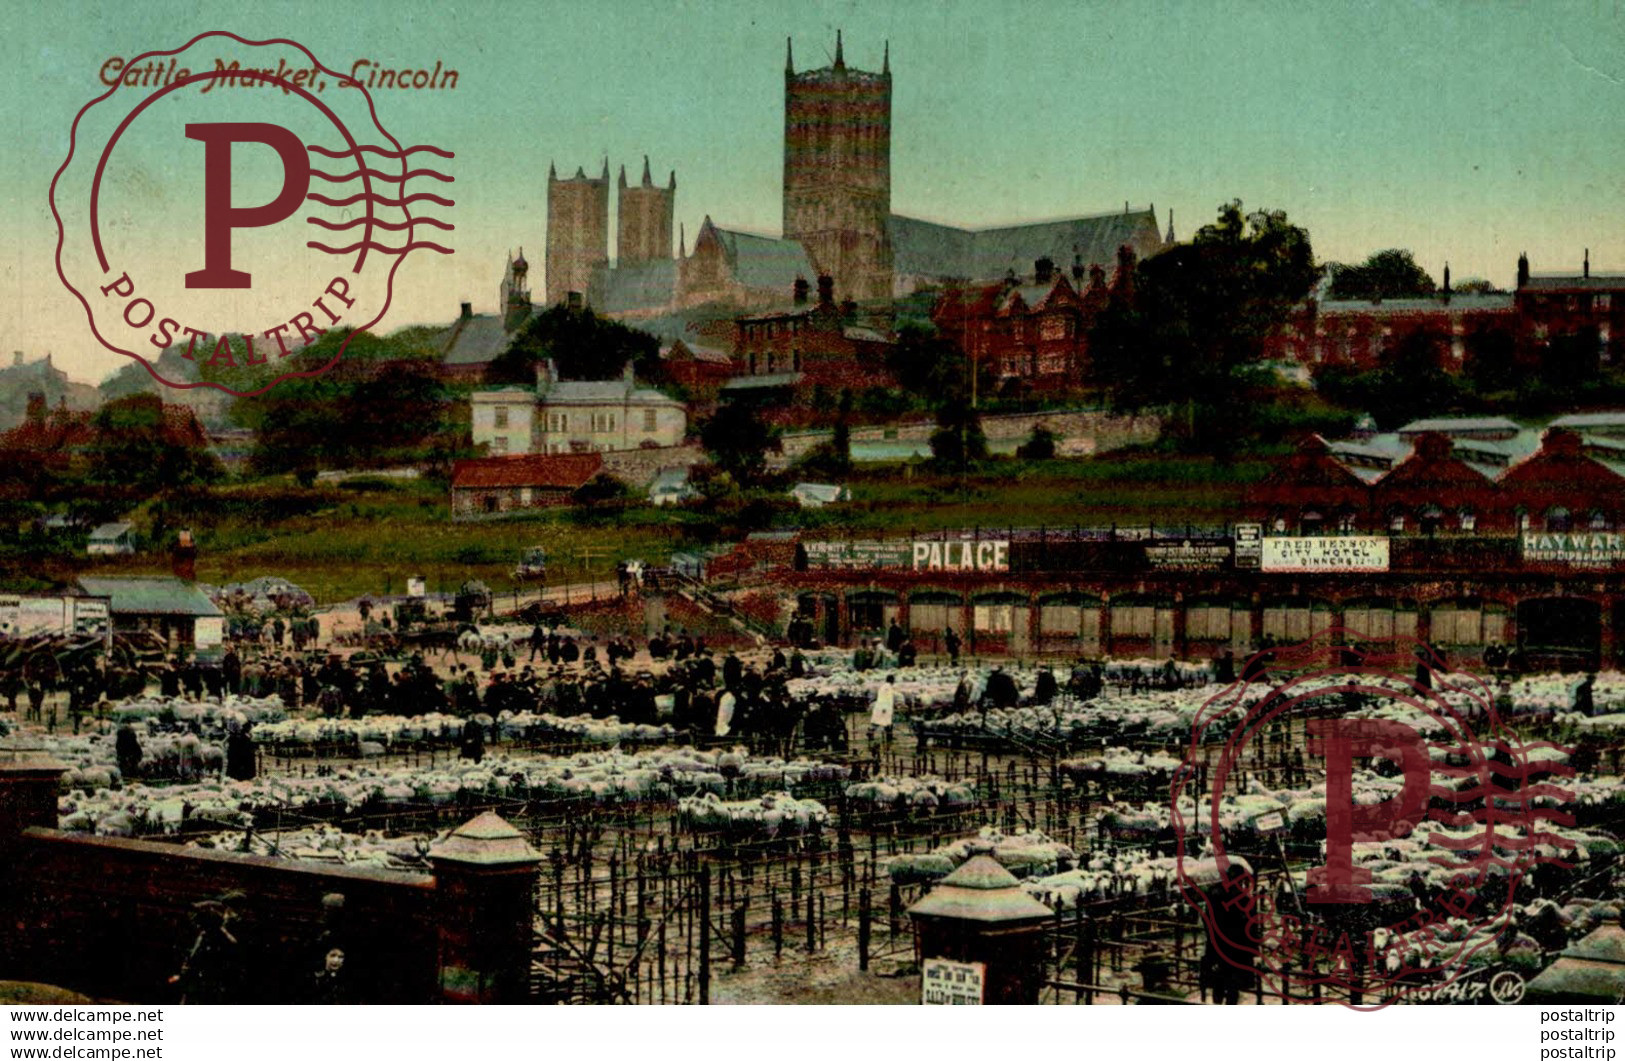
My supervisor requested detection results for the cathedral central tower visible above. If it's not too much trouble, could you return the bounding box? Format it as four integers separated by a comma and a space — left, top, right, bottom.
782, 32, 893, 303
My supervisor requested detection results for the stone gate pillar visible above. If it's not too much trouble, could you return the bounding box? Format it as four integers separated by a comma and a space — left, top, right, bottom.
429, 812, 541, 1004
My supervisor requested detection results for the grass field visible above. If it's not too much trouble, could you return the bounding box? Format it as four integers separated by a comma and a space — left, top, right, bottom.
55, 454, 1271, 604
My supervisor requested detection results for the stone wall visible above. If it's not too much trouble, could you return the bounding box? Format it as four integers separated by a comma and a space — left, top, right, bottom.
778, 409, 1162, 461
600, 443, 706, 488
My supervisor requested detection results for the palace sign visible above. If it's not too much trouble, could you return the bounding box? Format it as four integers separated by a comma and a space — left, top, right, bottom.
1522, 532, 1625, 566
1260, 536, 1390, 572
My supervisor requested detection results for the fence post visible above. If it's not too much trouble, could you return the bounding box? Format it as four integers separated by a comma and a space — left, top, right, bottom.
731, 904, 747, 970
805, 889, 816, 952
858, 887, 872, 970
773, 895, 784, 958
698, 864, 711, 1005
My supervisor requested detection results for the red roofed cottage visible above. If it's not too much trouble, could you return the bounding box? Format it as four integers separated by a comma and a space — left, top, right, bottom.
450, 453, 604, 519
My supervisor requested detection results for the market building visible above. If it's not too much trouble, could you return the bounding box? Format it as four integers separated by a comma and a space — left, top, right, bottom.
773, 424, 1625, 669
76, 576, 223, 651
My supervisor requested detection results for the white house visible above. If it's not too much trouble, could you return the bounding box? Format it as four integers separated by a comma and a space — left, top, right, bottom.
470, 362, 686, 456
649, 467, 697, 506
790, 482, 850, 508
86, 522, 134, 556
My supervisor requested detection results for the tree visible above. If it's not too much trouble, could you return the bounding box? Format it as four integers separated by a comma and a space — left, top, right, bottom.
1453, 277, 1501, 296
1327, 249, 1436, 302
1016, 424, 1058, 460
232, 328, 458, 478
1464, 318, 1518, 394
88, 394, 221, 499
487, 304, 660, 384
797, 388, 855, 478
929, 394, 988, 468
1092, 200, 1320, 449
699, 402, 779, 486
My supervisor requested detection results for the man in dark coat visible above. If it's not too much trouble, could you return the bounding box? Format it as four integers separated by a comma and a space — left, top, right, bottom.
944, 627, 961, 666
1202, 863, 1257, 1005
985, 665, 1019, 709
225, 725, 257, 781
116, 721, 143, 778
460, 717, 485, 762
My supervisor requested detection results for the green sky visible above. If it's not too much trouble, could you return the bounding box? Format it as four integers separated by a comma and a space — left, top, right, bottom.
5, 0, 1625, 384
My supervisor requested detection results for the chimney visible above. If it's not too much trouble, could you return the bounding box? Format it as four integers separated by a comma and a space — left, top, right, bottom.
1034, 258, 1054, 284
793, 277, 809, 306
25, 392, 45, 425
567, 291, 584, 311
816, 274, 834, 308
1585, 248, 1591, 279
1518, 253, 1530, 289
1442, 263, 1451, 305
460, 301, 472, 320
172, 529, 197, 582
1071, 251, 1084, 284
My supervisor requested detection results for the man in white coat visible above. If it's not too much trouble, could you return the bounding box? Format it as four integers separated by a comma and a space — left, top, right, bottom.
869, 674, 897, 748
715, 688, 737, 737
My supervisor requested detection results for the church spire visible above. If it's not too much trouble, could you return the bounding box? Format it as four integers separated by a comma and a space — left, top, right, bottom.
1165, 209, 1175, 244
600, 157, 609, 181
883, 40, 889, 74
668, 169, 676, 190
548, 160, 556, 181
641, 155, 652, 187
679, 223, 686, 258
618, 163, 627, 188
786, 36, 794, 75
834, 29, 844, 68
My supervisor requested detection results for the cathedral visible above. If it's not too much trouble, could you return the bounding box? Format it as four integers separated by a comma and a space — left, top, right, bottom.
473, 33, 1168, 341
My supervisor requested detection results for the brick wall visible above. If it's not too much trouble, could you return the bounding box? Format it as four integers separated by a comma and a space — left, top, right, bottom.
4, 829, 439, 1004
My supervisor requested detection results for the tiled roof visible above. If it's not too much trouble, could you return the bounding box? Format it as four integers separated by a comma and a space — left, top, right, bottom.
1523, 274, 1625, 292
439, 315, 513, 367
88, 522, 132, 541
451, 453, 603, 491
539, 380, 683, 407
1318, 294, 1514, 315
1397, 416, 1521, 436
77, 576, 222, 618
721, 373, 802, 391
603, 260, 677, 314
665, 340, 734, 365
889, 209, 1161, 285
1552, 411, 1625, 431
708, 225, 817, 291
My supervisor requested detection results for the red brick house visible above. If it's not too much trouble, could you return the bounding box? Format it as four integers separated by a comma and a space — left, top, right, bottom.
931, 259, 1103, 385
732, 276, 894, 391
449, 453, 604, 519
